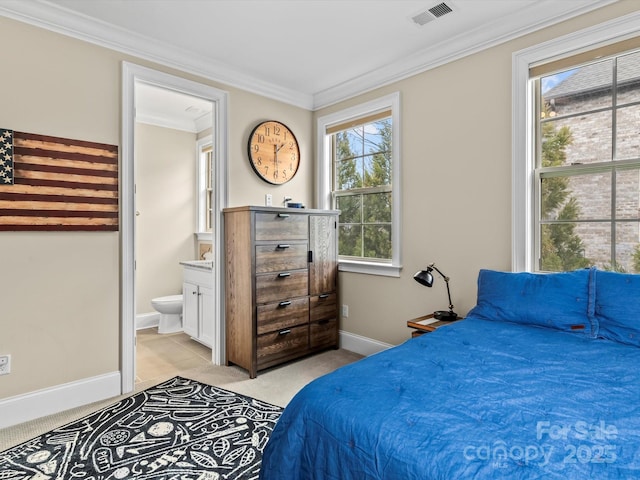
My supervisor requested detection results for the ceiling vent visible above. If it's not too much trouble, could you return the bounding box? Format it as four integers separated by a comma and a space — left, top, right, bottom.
411, 2, 454, 26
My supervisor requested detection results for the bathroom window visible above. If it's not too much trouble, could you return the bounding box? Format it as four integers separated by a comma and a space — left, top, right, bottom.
197, 136, 213, 236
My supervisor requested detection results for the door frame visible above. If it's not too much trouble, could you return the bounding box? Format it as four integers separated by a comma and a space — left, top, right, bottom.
121, 62, 229, 393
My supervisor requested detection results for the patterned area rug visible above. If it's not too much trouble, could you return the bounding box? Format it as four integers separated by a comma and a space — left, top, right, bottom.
0, 376, 283, 479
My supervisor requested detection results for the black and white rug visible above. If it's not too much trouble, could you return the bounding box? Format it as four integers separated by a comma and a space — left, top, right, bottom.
0, 376, 283, 479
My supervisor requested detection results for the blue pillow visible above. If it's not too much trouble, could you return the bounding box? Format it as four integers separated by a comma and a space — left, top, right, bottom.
594, 270, 640, 347
467, 268, 596, 336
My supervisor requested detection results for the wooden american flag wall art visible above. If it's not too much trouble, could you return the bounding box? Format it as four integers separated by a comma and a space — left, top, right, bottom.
0, 128, 119, 231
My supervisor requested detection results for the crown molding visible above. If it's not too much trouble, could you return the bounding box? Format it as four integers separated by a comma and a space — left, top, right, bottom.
135, 112, 199, 133
0, 0, 620, 112
312, 0, 619, 109
0, 0, 314, 109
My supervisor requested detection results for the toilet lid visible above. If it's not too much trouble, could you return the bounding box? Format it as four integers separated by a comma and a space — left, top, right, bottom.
153, 294, 183, 303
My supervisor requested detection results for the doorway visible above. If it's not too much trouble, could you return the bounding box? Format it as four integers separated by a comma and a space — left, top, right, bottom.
121, 63, 229, 394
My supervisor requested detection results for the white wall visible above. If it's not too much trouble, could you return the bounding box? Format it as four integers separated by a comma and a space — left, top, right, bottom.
135, 123, 197, 316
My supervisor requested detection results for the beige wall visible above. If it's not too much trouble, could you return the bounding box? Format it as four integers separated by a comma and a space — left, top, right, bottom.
228, 93, 313, 208
0, 1, 638, 401
316, 0, 640, 346
0, 19, 122, 398
135, 123, 197, 315
0, 16, 311, 400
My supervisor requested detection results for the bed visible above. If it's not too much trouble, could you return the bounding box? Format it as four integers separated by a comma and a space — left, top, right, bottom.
259, 268, 640, 479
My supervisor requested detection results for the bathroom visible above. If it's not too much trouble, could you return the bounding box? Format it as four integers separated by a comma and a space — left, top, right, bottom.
134, 82, 215, 383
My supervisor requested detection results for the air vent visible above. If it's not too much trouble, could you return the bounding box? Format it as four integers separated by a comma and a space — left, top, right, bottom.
411, 2, 453, 26
429, 2, 453, 18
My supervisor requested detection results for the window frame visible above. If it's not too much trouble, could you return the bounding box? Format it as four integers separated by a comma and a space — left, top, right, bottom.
317, 92, 402, 277
196, 135, 213, 240
512, 12, 640, 272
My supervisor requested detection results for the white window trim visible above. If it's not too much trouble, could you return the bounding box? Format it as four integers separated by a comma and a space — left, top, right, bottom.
317, 92, 402, 277
196, 135, 213, 240
512, 11, 640, 273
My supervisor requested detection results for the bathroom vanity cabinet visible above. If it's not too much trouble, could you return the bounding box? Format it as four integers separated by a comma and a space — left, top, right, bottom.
224, 206, 339, 378
182, 263, 214, 347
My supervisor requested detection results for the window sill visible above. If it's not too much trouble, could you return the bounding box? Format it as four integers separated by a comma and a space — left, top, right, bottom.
338, 260, 401, 277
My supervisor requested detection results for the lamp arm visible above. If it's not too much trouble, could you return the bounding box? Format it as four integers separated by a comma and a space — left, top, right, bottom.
429, 263, 449, 283
429, 263, 454, 312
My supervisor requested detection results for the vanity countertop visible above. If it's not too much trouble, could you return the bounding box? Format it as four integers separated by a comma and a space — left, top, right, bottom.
180, 260, 213, 270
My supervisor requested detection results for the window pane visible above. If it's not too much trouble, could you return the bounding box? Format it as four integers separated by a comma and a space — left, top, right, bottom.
337, 194, 361, 223
345, 128, 363, 157
541, 60, 613, 117
336, 158, 362, 190
339, 225, 362, 257
364, 119, 391, 153
616, 105, 640, 160
541, 172, 611, 221
616, 168, 640, 219
577, 222, 611, 269
363, 192, 391, 223
335, 131, 350, 161
616, 222, 640, 272
363, 153, 391, 187
616, 51, 640, 106
540, 223, 592, 272
544, 111, 612, 165
363, 225, 391, 260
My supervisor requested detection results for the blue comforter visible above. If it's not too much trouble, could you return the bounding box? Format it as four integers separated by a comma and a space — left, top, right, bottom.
260, 317, 640, 479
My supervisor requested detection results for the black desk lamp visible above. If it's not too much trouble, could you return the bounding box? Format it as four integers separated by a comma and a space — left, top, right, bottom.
414, 263, 458, 321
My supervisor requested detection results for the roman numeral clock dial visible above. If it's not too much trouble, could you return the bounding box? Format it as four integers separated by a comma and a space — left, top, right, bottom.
248, 120, 300, 185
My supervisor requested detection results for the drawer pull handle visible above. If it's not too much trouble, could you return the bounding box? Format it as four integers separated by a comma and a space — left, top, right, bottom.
277, 244, 290, 249
319, 294, 330, 299
277, 213, 290, 218
279, 329, 291, 335
279, 300, 292, 307
278, 272, 291, 278
317, 319, 330, 325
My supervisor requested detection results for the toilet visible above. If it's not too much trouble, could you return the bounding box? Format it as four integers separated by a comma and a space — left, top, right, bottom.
151, 295, 183, 334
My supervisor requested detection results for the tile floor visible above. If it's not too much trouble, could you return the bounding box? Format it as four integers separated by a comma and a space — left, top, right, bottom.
135, 328, 212, 384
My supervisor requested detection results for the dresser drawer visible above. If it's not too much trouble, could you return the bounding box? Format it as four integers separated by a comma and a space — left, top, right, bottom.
310, 318, 338, 349
256, 270, 308, 304
257, 297, 309, 335
255, 212, 308, 241
310, 292, 337, 322
257, 324, 309, 366
255, 243, 308, 274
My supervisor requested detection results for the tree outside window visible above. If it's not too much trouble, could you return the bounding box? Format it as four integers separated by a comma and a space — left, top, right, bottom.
333, 117, 392, 261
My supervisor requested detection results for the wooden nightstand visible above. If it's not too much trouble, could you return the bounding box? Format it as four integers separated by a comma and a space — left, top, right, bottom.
407, 313, 463, 337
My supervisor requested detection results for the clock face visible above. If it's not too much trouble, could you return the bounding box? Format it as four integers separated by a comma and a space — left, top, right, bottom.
248, 120, 300, 184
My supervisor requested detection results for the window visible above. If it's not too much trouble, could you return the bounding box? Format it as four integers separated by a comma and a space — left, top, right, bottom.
317, 93, 401, 277
197, 136, 213, 236
513, 14, 640, 273
533, 50, 640, 272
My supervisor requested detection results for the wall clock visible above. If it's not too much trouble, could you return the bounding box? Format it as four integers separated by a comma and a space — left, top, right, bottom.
248, 120, 300, 184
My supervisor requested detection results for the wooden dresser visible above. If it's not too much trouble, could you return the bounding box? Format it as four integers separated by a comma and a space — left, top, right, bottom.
224, 206, 339, 378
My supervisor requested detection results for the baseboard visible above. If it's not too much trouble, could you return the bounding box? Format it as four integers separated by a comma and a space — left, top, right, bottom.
0, 371, 121, 429
339, 330, 394, 357
137, 312, 160, 330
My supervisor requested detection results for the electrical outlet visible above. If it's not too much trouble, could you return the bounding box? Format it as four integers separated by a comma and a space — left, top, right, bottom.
265, 194, 273, 206
341, 305, 349, 318
0, 354, 11, 375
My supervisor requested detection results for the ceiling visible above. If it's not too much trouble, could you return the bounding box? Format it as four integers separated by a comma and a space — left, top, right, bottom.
0, 0, 619, 110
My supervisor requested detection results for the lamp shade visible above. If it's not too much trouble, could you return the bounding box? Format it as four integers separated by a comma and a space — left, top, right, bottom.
413, 268, 434, 287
